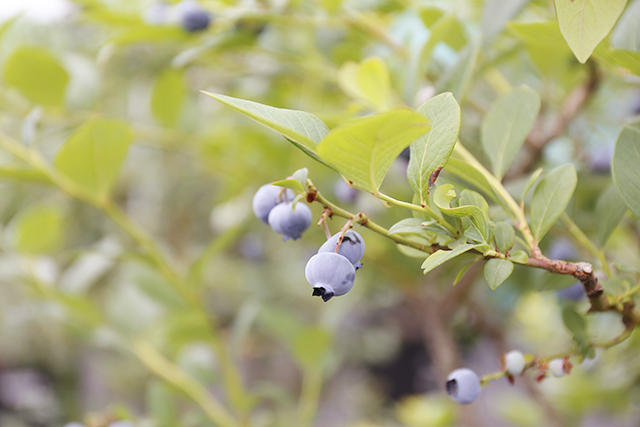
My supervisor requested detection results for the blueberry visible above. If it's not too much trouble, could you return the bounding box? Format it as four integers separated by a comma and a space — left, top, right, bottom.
305, 252, 356, 302
143, 1, 170, 25
504, 350, 526, 376
588, 144, 614, 174
333, 179, 358, 203
252, 184, 294, 224
446, 368, 481, 404
547, 238, 576, 260
174, 0, 211, 32
548, 359, 566, 378
318, 230, 365, 270
268, 202, 312, 241
557, 282, 584, 301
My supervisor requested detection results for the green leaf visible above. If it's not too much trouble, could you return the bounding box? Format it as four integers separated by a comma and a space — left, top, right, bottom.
271, 168, 308, 193
291, 327, 332, 370
608, 49, 640, 75
530, 164, 577, 242
484, 258, 514, 290
611, 0, 640, 51
494, 222, 515, 254
596, 184, 627, 247
482, 0, 530, 42
147, 382, 178, 427
453, 260, 478, 285
389, 218, 431, 236
13, 204, 64, 255
508, 21, 574, 75
54, 118, 133, 199
520, 167, 543, 205
201, 92, 332, 168
444, 156, 498, 202
407, 93, 461, 205
421, 244, 486, 274
317, 110, 430, 193
562, 307, 587, 335
481, 85, 541, 180
433, 184, 488, 241
554, 0, 627, 63
509, 250, 529, 264
612, 126, 640, 219
3, 46, 69, 106
151, 68, 186, 127
337, 57, 391, 110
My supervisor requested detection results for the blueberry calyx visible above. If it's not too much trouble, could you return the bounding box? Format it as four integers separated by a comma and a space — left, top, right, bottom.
446, 379, 458, 396
312, 287, 335, 302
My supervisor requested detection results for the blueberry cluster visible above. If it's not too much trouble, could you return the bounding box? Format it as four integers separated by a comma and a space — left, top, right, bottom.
306, 230, 365, 302
252, 184, 312, 241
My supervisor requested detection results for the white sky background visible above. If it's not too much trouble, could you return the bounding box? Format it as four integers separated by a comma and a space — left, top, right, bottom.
0, 0, 75, 23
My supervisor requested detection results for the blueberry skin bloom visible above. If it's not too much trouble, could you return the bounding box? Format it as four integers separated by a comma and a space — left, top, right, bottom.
268, 202, 312, 241
174, 0, 211, 32
446, 368, 481, 404
318, 230, 365, 269
252, 184, 294, 224
305, 252, 356, 302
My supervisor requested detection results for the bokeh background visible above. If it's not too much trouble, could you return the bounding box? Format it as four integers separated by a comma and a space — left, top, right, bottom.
0, 1, 639, 426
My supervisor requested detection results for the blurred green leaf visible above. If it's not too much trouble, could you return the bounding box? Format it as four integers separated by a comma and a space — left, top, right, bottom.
3, 46, 69, 106
13, 204, 64, 254
453, 260, 477, 285
613, 127, 640, 219
151, 68, 186, 127
530, 164, 577, 242
520, 167, 543, 205
484, 258, 514, 290
54, 118, 133, 199
596, 184, 627, 247
396, 395, 457, 427
554, 0, 627, 63
481, 85, 540, 180
291, 327, 332, 369
494, 222, 515, 254
202, 92, 332, 168
508, 21, 574, 75
611, 0, 640, 50
147, 381, 178, 427
318, 110, 430, 193
444, 156, 498, 202
438, 40, 480, 102
337, 57, 391, 110
422, 244, 487, 274
109, 25, 188, 45
608, 49, 640, 75
408, 93, 461, 205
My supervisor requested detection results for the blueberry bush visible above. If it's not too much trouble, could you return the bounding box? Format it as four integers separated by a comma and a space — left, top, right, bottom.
0, 0, 640, 426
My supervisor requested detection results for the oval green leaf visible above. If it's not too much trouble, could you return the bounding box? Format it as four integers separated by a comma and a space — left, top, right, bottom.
484, 258, 514, 290
612, 126, 640, 219
529, 164, 577, 242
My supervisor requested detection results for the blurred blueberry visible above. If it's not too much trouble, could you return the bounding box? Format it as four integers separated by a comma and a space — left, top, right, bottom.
333, 179, 358, 204
557, 282, 585, 301
305, 252, 356, 302
588, 144, 614, 174
547, 238, 576, 260
268, 202, 312, 241
238, 233, 265, 260
143, 1, 170, 25
399, 147, 410, 162
446, 368, 481, 404
173, 0, 211, 32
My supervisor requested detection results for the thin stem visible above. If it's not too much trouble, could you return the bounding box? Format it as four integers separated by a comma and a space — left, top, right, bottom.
308, 181, 437, 254
560, 213, 613, 277
377, 192, 458, 236
132, 340, 240, 427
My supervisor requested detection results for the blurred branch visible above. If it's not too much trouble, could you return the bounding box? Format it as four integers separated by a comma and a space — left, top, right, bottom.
505, 61, 600, 179
132, 339, 240, 427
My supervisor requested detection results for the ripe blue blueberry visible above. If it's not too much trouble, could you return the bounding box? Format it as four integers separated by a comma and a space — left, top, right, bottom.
268, 202, 312, 241
318, 230, 365, 270
305, 252, 356, 302
252, 184, 294, 224
504, 350, 525, 376
174, 0, 211, 32
446, 368, 481, 404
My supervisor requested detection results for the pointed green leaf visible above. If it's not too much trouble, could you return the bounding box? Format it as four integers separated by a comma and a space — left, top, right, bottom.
54, 118, 133, 199
612, 126, 640, 219
3, 46, 69, 106
201, 92, 332, 168
494, 222, 516, 254
481, 86, 540, 180
151, 68, 186, 127
408, 93, 461, 205
13, 204, 64, 255
520, 167, 543, 205
317, 110, 430, 193
433, 184, 488, 241
337, 57, 391, 110
530, 164, 577, 242
422, 244, 486, 274
484, 258, 514, 290
453, 260, 478, 285
596, 184, 627, 247
271, 168, 308, 193
554, 0, 627, 64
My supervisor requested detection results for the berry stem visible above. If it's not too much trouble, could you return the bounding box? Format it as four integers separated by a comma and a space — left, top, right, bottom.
335, 217, 355, 253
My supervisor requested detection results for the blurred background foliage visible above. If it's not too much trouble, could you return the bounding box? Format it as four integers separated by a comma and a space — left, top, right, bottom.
0, 0, 639, 426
